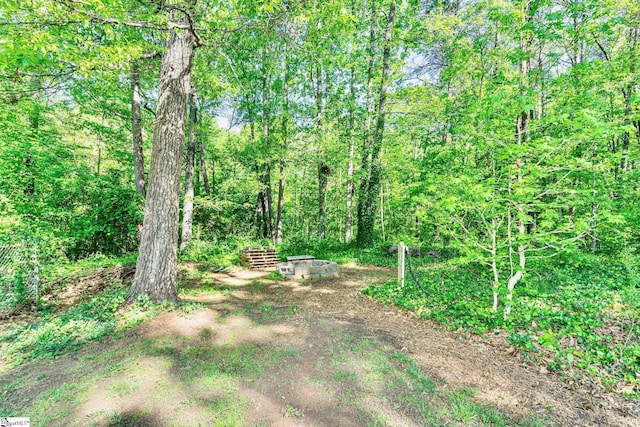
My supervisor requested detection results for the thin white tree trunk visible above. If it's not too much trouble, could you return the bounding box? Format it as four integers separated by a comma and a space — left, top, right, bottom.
131, 61, 146, 197
180, 88, 198, 250
490, 220, 499, 312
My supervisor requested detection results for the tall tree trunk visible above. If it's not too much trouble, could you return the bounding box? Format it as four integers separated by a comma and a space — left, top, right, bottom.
356, 0, 378, 247
129, 6, 195, 303
131, 60, 146, 197
180, 88, 198, 250
275, 38, 290, 244
263, 79, 275, 240
357, 0, 395, 247
315, 62, 328, 239
345, 67, 356, 243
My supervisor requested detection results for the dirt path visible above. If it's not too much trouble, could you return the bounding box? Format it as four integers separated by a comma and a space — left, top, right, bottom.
174, 264, 638, 426
2, 264, 638, 426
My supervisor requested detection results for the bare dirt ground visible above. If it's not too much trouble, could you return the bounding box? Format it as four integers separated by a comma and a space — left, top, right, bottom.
2, 263, 639, 426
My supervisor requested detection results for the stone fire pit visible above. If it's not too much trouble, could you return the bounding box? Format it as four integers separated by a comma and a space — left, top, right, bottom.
277, 256, 339, 280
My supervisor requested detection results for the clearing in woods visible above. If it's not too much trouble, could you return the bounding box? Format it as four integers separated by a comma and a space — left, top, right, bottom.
1, 263, 638, 426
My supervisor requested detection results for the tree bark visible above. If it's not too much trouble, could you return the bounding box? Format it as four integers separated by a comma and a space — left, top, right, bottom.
180, 88, 198, 250
129, 5, 195, 303
357, 0, 395, 247
131, 60, 146, 197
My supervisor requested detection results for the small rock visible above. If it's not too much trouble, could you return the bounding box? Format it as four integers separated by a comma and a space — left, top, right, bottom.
539, 366, 549, 375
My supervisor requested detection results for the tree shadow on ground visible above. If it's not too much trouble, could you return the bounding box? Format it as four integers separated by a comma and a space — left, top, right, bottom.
0, 266, 556, 426
106, 410, 159, 427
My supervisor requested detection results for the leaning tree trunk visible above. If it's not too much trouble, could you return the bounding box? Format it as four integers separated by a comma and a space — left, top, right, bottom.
131, 60, 146, 197
180, 88, 198, 250
128, 11, 195, 303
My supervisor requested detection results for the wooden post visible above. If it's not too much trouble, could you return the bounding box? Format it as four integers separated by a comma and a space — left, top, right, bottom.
398, 241, 405, 286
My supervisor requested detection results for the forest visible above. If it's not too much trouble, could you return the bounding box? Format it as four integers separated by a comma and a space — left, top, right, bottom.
1, 0, 639, 425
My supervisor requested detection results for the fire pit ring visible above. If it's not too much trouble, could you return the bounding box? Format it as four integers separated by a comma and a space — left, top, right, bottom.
277, 256, 339, 280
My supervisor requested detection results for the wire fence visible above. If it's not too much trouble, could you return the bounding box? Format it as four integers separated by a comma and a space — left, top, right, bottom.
0, 242, 39, 317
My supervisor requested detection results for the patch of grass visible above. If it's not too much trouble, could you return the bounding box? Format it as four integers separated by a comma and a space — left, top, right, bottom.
332, 369, 358, 382
384, 349, 544, 426
176, 301, 206, 313
205, 397, 248, 426
107, 379, 139, 398
281, 404, 306, 418
339, 389, 363, 406
317, 325, 537, 426
390, 351, 436, 394
162, 341, 298, 384
19, 382, 83, 425
106, 410, 155, 427
230, 303, 299, 322
178, 280, 231, 297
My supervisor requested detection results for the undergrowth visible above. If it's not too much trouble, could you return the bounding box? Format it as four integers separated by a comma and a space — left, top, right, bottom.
40, 252, 138, 282
363, 253, 640, 396
0, 282, 200, 370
